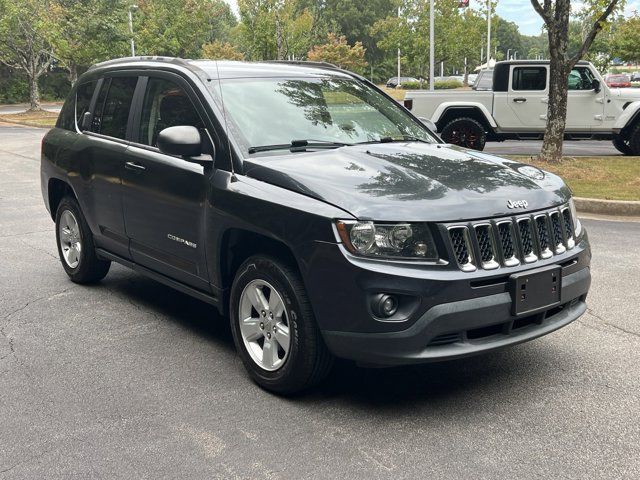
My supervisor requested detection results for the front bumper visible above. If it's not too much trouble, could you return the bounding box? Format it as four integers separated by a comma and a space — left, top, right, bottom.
300, 229, 591, 366
322, 266, 590, 365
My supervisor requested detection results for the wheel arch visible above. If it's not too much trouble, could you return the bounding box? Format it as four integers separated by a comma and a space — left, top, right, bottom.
47, 178, 77, 221
218, 228, 301, 311
434, 105, 496, 135
615, 101, 640, 135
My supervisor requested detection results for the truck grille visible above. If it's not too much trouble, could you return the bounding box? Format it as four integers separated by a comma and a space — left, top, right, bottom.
446, 204, 576, 272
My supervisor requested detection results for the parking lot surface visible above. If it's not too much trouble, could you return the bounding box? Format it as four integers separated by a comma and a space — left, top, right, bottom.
1, 125, 639, 479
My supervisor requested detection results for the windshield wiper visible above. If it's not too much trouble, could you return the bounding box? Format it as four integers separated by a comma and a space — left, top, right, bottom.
357, 135, 432, 145
248, 139, 353, 154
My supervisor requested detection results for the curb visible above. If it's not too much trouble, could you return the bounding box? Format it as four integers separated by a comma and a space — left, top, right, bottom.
574, 197, 640, 217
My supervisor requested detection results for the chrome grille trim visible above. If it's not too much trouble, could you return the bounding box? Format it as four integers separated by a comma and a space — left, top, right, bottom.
561, 207, 575, 249
550, 211, 566, 254
516, 218, 538, 263
534, 214, 553, 259
474, 223, 499, 270
447, 226, 476, 272
496, 220, 520, 267
444, 203, 576, 272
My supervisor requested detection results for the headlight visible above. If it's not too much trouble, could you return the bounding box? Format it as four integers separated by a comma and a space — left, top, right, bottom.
336, 221, 438, 260
568, 198, 582, 237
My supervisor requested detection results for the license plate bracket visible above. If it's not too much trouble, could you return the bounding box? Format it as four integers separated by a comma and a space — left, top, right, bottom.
510, 265, 561, 316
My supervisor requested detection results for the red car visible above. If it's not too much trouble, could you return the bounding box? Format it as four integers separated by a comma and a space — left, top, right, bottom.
604, 73, 631, 88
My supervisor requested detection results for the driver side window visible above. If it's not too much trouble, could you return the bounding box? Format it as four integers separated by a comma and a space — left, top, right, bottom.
139, 77, 204, 147
568, 67, 596, 90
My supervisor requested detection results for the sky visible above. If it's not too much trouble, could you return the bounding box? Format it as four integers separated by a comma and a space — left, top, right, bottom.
222, 0, 640, 37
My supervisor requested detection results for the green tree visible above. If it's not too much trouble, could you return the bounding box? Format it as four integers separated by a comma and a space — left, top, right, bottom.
202, 40, 245, 60
50, 0, 130, 84
235, 0, 314, 61
531, 0, 622, 162
612, 14, 640, 63
0, 0, 58, 110
307, 33, 368, 73
134, 0, 236, 57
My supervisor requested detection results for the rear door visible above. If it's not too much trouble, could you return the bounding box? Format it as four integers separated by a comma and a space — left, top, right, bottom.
121, 73, 212, 290
73, 75, 139, 259
507, 65, 549, 131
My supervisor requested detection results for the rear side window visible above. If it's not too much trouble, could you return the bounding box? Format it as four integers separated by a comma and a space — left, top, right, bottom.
75, 80, 97, 129
56, 93, 75, 131
512, 67, 547, 91
91, 77, 138, 139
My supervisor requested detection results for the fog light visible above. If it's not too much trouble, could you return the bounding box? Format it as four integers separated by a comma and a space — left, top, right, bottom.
373, 294, 398, 318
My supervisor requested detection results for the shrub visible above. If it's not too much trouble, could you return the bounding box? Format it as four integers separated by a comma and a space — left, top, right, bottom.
434, 79, 463, 89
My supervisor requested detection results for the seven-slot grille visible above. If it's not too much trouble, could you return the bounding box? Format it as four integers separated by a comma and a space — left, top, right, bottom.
446, 204, 576, 272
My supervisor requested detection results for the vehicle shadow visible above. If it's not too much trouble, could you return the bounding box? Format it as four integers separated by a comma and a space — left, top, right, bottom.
101, 266, 566, 408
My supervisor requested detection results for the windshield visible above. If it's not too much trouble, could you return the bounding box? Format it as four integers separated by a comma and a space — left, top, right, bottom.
210, 76, 436, 153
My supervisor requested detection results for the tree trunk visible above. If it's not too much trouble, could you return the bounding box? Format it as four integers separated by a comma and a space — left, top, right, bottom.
540, 60, 568, 163
27, 72, 41, 111
67, 63, 78, 86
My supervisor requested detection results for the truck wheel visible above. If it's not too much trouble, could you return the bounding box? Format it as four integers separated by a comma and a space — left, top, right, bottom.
627, 123, 640, 156
441, 117, 487, 151
229, 255, 333, 395
612, 134, 633, 155
55, 196, 111, 283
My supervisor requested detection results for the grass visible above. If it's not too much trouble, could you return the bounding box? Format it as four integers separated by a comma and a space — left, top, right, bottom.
509, 155, 640, 201
0, 110, 59, 128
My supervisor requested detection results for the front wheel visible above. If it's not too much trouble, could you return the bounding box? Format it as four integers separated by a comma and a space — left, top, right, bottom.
612, 134, 634, 155
627, 123, 640, 156
229, 255, 333, 394
440, 117, 487, 151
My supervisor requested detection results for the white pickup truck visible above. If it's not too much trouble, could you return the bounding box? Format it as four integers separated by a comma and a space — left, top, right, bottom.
404, 60, 640, 155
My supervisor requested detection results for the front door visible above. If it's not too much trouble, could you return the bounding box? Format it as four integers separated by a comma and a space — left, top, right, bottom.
565, 66, 604, 131
122, 74, 212, 290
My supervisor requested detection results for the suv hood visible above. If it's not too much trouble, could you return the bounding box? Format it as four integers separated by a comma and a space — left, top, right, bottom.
243, 143, 571, 222
611, 88, 640, 101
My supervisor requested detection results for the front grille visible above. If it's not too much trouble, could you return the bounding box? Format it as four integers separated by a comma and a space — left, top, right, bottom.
448, 227, 475, 271
445, 204, 576, 272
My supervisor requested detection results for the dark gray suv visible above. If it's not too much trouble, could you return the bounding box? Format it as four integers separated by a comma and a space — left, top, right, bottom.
41, 57, 591, 394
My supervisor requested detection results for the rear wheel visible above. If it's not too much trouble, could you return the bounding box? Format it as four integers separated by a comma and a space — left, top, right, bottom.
229, 255, 333, 394
627, 123, 640, 156
440, 117, 487, 151
612, 134, 634, 155
55, 196, 110, 283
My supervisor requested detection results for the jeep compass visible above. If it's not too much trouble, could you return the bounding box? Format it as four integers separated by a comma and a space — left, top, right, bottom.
41, 58, 591, 393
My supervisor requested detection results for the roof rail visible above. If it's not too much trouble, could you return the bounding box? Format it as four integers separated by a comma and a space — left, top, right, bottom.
263, 60, 341, 71
88, 56, 191, 71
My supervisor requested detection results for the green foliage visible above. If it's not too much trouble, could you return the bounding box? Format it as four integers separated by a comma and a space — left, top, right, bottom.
202, 41, 245, 60
612, 14, 640, 63
134, 0, 236, 57
434, 79, 463, 89
307, 33, 368, 73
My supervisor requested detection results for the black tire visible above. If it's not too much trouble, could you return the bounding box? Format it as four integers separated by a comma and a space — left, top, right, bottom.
229, 255, 333, 395
612, 134, 634, 155
55, 196, 110, 283
440, 116, 487, 151
627, 123, 640, 156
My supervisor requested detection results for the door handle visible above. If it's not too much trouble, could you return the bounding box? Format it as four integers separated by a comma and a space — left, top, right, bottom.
513, 97, 527, 103
125, 161, 146, 172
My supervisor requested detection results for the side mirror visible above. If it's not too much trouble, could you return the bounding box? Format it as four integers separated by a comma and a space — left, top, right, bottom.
592, 79, 601, 93
419, 117, 438, 132
157, 125, 204, 158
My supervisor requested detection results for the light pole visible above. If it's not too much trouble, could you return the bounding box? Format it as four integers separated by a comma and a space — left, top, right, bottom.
486, 0, 492, 65
507, 48, 511, 60
397, 6, 401, 87
128, 5, 138, 57
429, 0, 434, 90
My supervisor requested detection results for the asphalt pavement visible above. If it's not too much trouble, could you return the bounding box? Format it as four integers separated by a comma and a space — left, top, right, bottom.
1, 124, 639, 479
